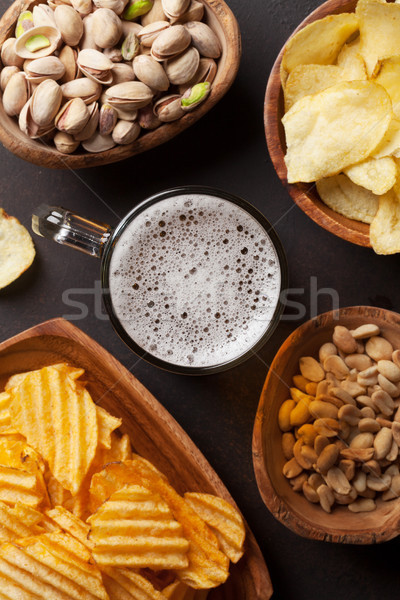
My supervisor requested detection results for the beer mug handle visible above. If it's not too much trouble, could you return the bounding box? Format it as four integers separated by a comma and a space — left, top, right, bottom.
32, 204, 112, 259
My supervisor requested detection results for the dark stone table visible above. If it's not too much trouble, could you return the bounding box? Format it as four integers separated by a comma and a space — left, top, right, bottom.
1, 0, 400, 597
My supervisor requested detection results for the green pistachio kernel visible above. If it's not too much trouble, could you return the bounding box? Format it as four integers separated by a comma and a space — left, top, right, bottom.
181, 82, 211, 108
121, 32, 140, 61
123, 0, 153, 21
16, 11, 34, 38
25, 34, 50, 53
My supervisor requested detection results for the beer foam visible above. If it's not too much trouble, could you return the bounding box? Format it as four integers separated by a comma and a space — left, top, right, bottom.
109, 193, 281, 368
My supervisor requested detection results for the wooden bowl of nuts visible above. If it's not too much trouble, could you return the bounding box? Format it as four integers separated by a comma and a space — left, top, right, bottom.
253, 306, 400, 544
265, 0, 374, 249
0, 0, 240, 168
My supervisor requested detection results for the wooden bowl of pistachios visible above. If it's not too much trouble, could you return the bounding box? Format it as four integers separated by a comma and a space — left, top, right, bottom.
0, 0, 241, 168
253, 306, 400, 544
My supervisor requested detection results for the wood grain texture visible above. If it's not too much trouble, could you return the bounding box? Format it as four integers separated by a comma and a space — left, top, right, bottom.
264, 0, 373, 248
0, 318, 272, 599
253, 306, 400, 544
0, 0, 241, 169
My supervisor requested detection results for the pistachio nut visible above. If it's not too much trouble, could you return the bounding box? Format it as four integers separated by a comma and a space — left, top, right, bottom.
30, 78, 62, 126
1, 38, 24, 68
169, 0, 203, 24
81, 14, 100, 51
113, 106, 137, 120
184, 21, 221, 58
18, 98, 30, 135
153, 93, 184, 121
92, 8, 122, 49
32, 4, 56, 28
15, 26, 61, 59
71, 0, 93, 16
138, 103, 161, 129
151, 24, 191, 61
111, 62, 135, 84
123, 0, 153, 21
137, 21, 170, 47
179, 56, 216, 93
161, 0, 190, 19
54, 130, 80, 153
104, 81, 153, 110
74, 100, 99, 141
104, 47, 123, 62
15, 11, 34, 38
61, 77, 102, 103
2, 72, 30, 116
77, 49, 113, 85
0, 66, 20, 92
141, 0, 167, 26
54, 5, 84, 47
55, 97, 90, 134
82, 131, 116, 152
121, 21, 143, 38
181, 80, 210, 110
121, 32, 140, 61
99, 103, 118, 135
58, 45, 79, 83
93, 0, 129, 14
112, 119, 140, 144
133, 55, 169, 91
20, 93, 54, 138
165, 46, 199, 85
25, 56, 66, 83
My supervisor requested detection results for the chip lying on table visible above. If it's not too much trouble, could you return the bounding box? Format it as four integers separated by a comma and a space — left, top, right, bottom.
280, 0, 400, 255
0, 363, 245, 599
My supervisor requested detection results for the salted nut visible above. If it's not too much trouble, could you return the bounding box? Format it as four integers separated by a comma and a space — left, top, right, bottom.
0, 0, 221, 153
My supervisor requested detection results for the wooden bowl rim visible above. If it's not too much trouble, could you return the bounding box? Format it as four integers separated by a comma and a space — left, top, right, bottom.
264, 0, 372, 248
0, 317, 273, 599
252, 305, 400, 544
0, 0, 241, 169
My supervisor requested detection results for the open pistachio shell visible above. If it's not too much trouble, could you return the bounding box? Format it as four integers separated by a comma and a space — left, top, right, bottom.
58, 45, 79, 83
178, 56, 216, 94
161, 0, 190, 19
133, 54, 169, 91
61, 77, 102, 103
74, 100, 99, 141
15, 11, 34, 38
30, 78, 62, 126
181, 80, 210, 110
54, 131, 80, 153
151, 24, 190, 61
54, 5, 84, 46
99, 102, 117, 135
112, 119, 140, 144
2, 72, 30, 116
138, 103, 161, 129
0, 66, 20, 92
137, 21, 169, 47
104, 81, 153, 110
153, 93, 184, 121
15, 26, 61, 59
169, 0, 203, 24
25, 56, 66, 83
165, 46, 199, 85
55, 97, 90, 135
123, 0, 153, 21
184, 21, 221, 58
77, 48, 113, 85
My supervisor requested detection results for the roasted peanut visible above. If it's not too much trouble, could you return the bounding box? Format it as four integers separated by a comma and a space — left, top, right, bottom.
392, 421, 400, 446
357, 365, 378, 387
386, 438, 398, 462
348, 498, 376, 512
378, 374, 399, 397
367, 473, 391, 491
371, 389, 394, 416
324, 355, 350, 380
333, 326, 358, 354
289, 472, 308, 492
319, 342, 337, 363
302, 481, 319, 503
317, 484, 334, 513
289, 396, 312, 427
278, 399, 296, 432
282, 432, 295, 460
374, 427, 393, 460
350, 432, 374, 449
308, 472, 324, 490
283, 457, 303, 479
358, 417, 380, 433
340, 447, 374, 462
329, 386, 356, 406
353, 470, 367, 493
292, 374, 310, 392
382, 474, 400, 500
333, 487, 357, 505
377, 359, 400, 382
305, 382, 318, 395
316, 443, 339, 474
299, 356, 325, 382
326, 467, 352, 495
392, 349, 400, 369
351, 324, 380, 339
314, 435, 330, 455
338, 404, 361, 426
365, 336, 393, 361
362, 460, 381, 477
345, 353, 372, 371
360, 406, 376, 419
356, 395, 376, 411
339, 459, 355, 481
297, 423, 317, 446
293, 440, 312, 470
309, 400, 338, 420
340, 379, 366, 397
313, 418, 340, 437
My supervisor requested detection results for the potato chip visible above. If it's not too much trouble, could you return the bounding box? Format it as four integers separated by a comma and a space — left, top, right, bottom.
284, 65, 345, 111
0, 501, 44, 542
0, 208, 35, 290
183, 493, 245, 564
46, 506, 93, 549
88, 485, 190, 570
162, 580, 209, 600
102, 567, 167, 600
370, 187, 400, 254
344, 156, 397, 195
283, 81, 392, 183
0, 532, 109, 600
374, 57, 400, 119
9, 365, 98, 495
316, 174, 379, 223
0, 392, 16, 434
0, 465, 44, 507
357, 0, 400, 77
96, 405, 122, 450
104, 432, 132, 462
281, 13, 359, 84
336, 39, 367, 80
5, 363, 85, 392
373, 118, 400, 158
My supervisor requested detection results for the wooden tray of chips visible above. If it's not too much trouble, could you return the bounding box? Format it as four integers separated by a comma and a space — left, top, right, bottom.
0, 318, 272, 599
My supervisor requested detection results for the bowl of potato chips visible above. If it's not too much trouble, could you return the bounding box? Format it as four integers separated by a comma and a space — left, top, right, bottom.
265, 0, 400, 255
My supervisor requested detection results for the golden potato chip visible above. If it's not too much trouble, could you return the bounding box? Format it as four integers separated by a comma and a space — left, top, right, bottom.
0, 208, 35, 290
283, 81, 392, 183
9, 365, 98, 496
46, 506, 93, 549
0, 392, 16, 434
102, 567, 167, 600
344, 156, 397, 195
336, 39, 367, 80
5, 363, 85, 392
96, 405, 122, 450
88, 485, 190, 570
162, 580, 203, 600
46, 469, 73, 508
373, 118, 400, 158
184, 493, 245, 564
357, 0, 400, 77
0, 532, 109, 600
284, 65, 345, 111
0, 465, 44, 507
103, 432, 132, 462
316, 174, 379, 223
0, 501, 43, 542
281, 13, 359, 84
370, 187, 400, 254
374, 57, 400, 120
